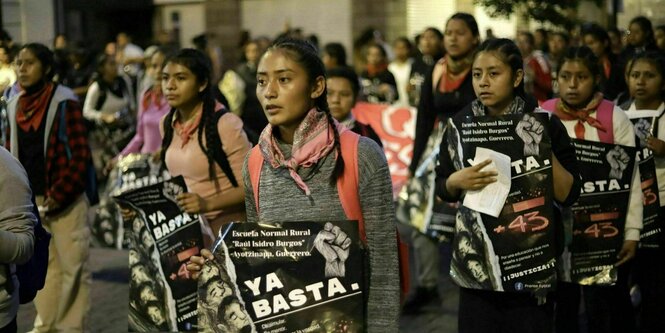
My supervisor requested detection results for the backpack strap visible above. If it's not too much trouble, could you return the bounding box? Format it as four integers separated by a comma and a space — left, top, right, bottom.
247, 146, 263, 216
210, 109, 239, 187
596, 99, 615, 144
338, 130, 364, 241
246, 131, 365, 241
540, 98, 558, 112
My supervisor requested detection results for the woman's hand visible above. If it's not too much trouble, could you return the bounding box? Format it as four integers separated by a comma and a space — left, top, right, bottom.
152, 149, 163, 163
446, 159, 497, 195
186, 248, 214, 280
105, 157, 118, 175
101, 113, 116, 124
647, 136, 665, 157
120, 207, 136, 220
615, 240, 638, 267
177, 192, 207, 214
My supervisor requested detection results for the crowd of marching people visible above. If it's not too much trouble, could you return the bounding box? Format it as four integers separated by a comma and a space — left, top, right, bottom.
0, 10, 664, 333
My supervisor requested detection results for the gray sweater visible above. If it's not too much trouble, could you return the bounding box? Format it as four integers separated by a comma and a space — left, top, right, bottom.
0, 146, 36, 327
243, 136, 399, 333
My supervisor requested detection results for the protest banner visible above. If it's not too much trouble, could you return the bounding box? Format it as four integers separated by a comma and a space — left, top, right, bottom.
198, 221, 366, 333
625, 110, 662, 248
448, 112, 557, 292
352, 102, 415, 194
564, 140, 636, 285
91, 153, 170, 249
115, 176, 204, 331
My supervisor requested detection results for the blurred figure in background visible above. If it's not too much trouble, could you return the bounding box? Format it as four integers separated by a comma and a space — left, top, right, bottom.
360, 43, 398, 104
547, 31, 570, 96
83, 53, 136, 181
0, 45, 16, 93
535, 28, 549, 53
654, 25, 665, 52
327, 66, 382, 146
409, 27, 444, 107
616, 16, 659, 105
581, 23, 623, 101
218, 39, 267, 139
389, 37, 415, 106
322, 42, 349, 70
116, 32, 143, 79
607, 27, 624, 56
517, 31, 552, 103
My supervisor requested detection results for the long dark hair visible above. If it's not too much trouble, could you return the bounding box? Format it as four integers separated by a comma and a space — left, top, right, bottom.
323, 42, 348, 67
265, 37, 343, 185
447, 12, 480, 39
629, 16, 657, 49
93, 53, 128, 103
559, 46, 602, 91
19, 43, 55, 82
474, 38, 526, 97
160, 48, 238, 187
627, 51, 665, 101
582, 23, 612, 57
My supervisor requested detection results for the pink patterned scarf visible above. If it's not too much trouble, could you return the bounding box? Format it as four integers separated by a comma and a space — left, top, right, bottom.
258, 108, 346, 196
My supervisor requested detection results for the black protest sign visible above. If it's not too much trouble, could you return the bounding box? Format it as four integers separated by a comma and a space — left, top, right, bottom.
199, 221, 365, 333
450, 112, 557, 292
91, 153, 170, 249
626, 111, 662, 248
567, 139, 636, 285
115, 176, 203, 331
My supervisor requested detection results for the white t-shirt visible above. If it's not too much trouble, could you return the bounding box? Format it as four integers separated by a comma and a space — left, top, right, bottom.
83, 81, 132, 123
388, 59, 413, 107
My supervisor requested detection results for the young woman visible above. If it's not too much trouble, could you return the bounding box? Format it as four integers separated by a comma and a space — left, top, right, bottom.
189, 38, 400, 332
540, 46, 643, 333
436, 38, 580, 333
219, 39, 267, 139
623, 51, 665, 333
115, 48, 170, 158
656, 25, 665, 52
617, 16, 660, 105
4, 43, 92, 333
83, 53, 136, 178
360, 43, 398, 103
321, 42, 348, 70
582, 23, 623, 100
388, 37, 414, 106
517, 31, 553, 103
404, 12, 480, 314
160, 48, 251, 235
326, 66, 382, 146
409, 27, 444, 107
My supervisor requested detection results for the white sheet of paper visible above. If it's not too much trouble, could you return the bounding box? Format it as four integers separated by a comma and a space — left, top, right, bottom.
462, 147, 512, 217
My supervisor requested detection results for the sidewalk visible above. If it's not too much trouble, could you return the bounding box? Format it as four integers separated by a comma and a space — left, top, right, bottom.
17, 247, 129, 333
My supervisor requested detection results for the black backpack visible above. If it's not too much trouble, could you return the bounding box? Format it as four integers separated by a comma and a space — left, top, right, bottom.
5, 195, 51, 304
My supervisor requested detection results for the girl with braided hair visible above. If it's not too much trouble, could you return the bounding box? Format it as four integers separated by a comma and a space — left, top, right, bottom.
160, 48, 251, 235
188, 37, 399, 332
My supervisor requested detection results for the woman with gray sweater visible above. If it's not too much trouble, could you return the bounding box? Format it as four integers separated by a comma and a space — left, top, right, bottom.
189, 37, 400, 332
